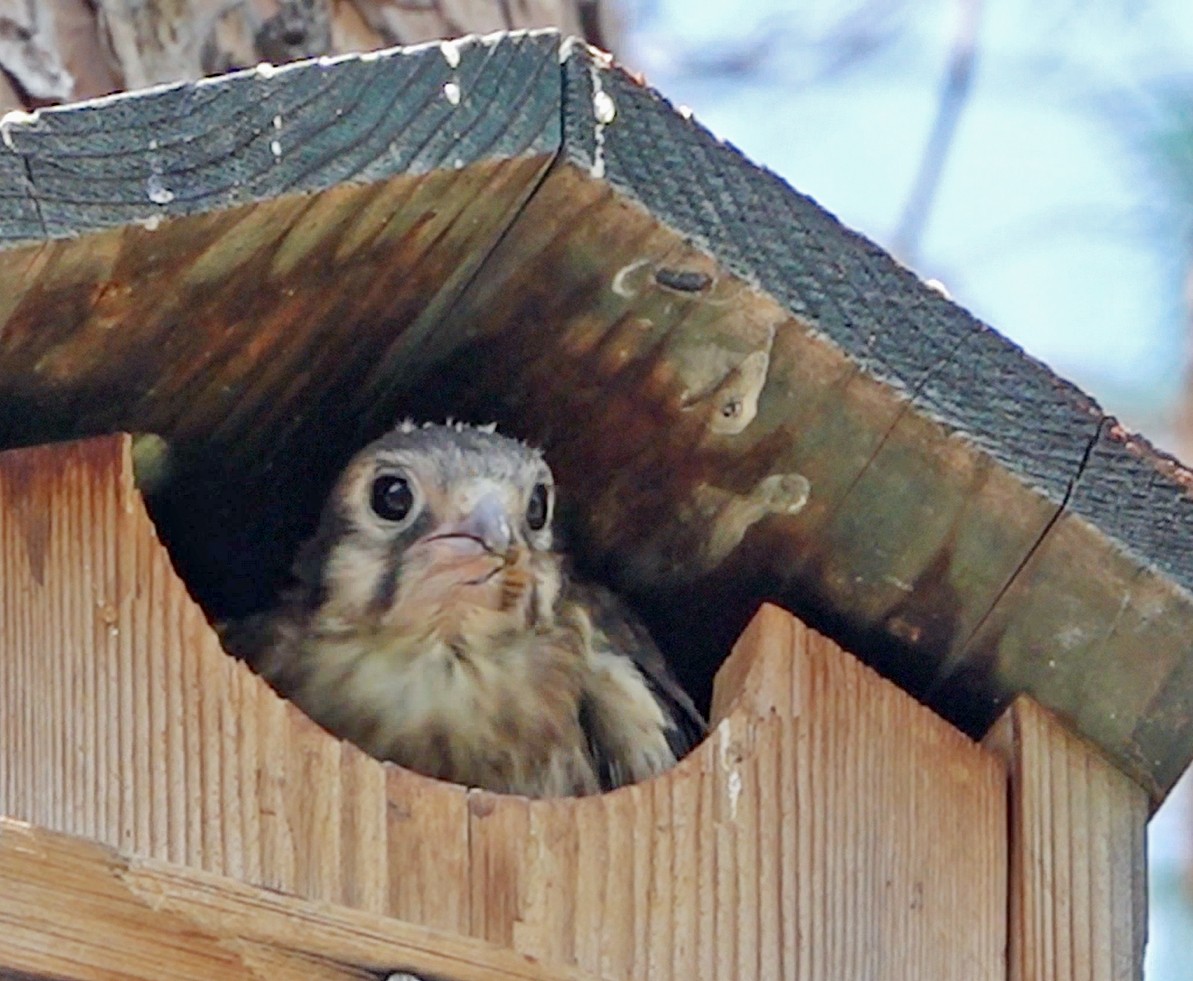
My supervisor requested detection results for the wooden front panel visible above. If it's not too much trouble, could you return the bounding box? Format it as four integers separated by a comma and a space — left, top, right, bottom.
0, 434, 1007, 978
986, 699, 1148, 981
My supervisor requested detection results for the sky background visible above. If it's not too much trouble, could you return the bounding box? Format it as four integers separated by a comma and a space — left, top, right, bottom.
623, 0, 1193, 445
619, 1, 1193, 974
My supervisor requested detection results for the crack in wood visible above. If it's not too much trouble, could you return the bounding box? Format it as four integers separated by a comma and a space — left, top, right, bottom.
926, 414, 1109, 700
361, 133, 563, 397
13, 148, 44, 238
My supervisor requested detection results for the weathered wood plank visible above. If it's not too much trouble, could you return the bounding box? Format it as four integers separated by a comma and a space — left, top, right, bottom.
400, 160, 1066, 715
561, 42, 1099, 500
0, 162, 553, 609
460, 602, 1007, 979
0, 435, 1007, 980
984, 697, 1148, 981
0, 31, 559, 243
0, 816, 592, 981
554, 41, 1105, 643
0, 434, 473, 937
0, 152, 40, 243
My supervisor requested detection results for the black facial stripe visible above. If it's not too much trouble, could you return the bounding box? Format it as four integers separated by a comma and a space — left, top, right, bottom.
527, 579, 539, 627
368, 554, 401, 614
402, 509, 435, 546
365, 507, 432, 613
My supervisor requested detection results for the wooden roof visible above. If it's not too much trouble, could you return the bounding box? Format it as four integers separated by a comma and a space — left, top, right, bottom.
1, 30, 1190, 803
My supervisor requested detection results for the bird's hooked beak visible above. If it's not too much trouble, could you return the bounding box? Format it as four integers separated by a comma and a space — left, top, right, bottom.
427, 490, 513, 558
454, 491, 512, 555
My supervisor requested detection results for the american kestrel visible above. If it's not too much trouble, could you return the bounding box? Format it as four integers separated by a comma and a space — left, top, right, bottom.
222, 421, 706, 797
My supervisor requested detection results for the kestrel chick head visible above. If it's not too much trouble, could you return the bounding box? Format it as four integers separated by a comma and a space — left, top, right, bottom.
300, 421, 559, 641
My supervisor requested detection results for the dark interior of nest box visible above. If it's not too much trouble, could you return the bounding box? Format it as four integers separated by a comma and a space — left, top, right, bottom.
2, 164, 831, 719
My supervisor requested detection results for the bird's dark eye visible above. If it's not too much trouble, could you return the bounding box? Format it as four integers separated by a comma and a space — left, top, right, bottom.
526, 483, 550, 531
371, 475, 414, 522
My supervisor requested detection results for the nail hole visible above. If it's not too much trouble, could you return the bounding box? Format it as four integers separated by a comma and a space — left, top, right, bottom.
655, 268, 711, 292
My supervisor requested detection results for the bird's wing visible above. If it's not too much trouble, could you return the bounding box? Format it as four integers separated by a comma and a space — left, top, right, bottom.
565, 577, 707, 790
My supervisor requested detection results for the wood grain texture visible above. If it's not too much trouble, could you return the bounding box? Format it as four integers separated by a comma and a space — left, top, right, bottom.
0, 435, 1007, 980
0, 435, 473, 935
984, 697, 1148, 981
0, 30, 559, 243
0, 816, 593, 981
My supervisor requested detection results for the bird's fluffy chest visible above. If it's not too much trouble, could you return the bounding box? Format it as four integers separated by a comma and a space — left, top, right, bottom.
292, 615, 596, 796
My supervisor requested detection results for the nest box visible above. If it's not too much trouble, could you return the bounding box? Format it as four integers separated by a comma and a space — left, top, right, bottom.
0, 30, 1175, 979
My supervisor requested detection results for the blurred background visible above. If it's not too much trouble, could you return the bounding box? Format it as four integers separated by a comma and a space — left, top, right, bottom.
616, 0, 1193, 973
4, 0, 1192, 972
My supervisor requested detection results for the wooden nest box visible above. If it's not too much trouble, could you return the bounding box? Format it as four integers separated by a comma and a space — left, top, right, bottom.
1, 29, 1182, 979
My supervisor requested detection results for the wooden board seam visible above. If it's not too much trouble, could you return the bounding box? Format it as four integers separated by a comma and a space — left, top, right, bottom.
0, 816, 596, 981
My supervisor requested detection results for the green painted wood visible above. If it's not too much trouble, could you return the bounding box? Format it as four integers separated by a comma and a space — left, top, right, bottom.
0, 32, 560, 242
